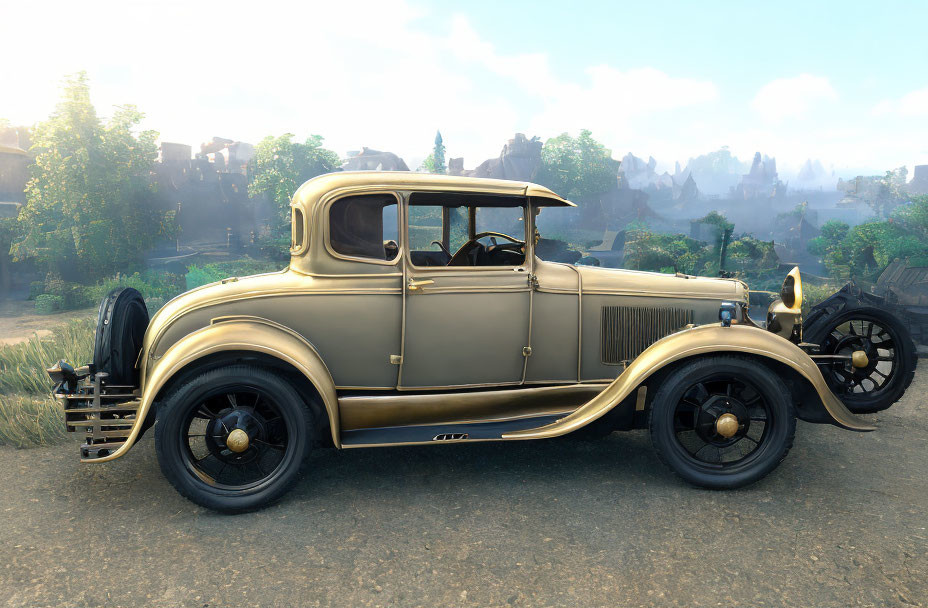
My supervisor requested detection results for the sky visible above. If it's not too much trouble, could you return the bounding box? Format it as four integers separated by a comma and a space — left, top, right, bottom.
2, 0, 927, 179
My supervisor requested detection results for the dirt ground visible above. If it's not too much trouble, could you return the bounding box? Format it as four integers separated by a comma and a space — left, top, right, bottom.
0, 299, 95, 345
1, 369, 926, 607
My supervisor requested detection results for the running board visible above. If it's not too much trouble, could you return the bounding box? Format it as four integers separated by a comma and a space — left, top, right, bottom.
340, 414, 564, 448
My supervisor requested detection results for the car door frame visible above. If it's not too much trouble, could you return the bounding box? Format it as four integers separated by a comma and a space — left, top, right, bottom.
397, 190, 535, 390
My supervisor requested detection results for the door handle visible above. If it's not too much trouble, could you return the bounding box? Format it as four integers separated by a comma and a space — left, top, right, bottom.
407, 279, 435, 291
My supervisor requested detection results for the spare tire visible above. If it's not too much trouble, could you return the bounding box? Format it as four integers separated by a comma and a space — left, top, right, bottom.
93, 288, 149, 386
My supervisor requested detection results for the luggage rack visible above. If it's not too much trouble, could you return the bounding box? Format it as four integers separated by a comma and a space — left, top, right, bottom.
53, 368, 140, 461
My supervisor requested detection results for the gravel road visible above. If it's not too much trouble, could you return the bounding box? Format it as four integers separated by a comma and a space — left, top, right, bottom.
2, 369, 926, 607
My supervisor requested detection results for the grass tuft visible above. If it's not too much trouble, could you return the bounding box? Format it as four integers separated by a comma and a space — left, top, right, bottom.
0, 394, 67, 448
0, 319, 95, 447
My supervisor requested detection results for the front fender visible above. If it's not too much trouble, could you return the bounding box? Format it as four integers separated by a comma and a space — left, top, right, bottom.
91, 316, 340, 463
503, 323, 875, 440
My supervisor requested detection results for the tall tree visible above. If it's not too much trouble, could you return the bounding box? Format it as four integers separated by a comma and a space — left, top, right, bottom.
432, 130, 446, 175
534, 130, 619, 202
248, 133, 340, 243
420, 130, 446, 174
11, 73, 168, 281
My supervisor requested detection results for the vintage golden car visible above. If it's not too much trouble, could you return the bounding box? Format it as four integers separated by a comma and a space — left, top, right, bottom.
48, 172, 916, 512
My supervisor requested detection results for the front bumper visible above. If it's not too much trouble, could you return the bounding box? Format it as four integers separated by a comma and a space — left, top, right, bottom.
52, 367, 140, 461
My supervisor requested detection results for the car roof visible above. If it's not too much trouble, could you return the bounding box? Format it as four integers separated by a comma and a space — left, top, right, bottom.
290, 171, 575, 211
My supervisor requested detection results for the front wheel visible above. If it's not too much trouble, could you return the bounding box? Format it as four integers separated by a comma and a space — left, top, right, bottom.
155, 365, 314, 513
649, 356, 796, 489
804, 307, 917, 413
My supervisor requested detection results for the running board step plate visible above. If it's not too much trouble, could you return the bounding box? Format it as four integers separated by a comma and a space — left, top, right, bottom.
341, 414, 563, 447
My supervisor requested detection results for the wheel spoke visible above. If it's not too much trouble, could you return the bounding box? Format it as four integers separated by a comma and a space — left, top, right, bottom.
253, 438, 285, 450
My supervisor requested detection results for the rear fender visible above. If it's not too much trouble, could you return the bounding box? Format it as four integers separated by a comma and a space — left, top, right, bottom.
91, 316, 339, 463
502, 324, 875, 440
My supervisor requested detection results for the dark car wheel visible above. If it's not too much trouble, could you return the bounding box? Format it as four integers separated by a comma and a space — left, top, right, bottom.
649, 356, 796, 489
155, 365, 314, 513
804, 307, 916, 413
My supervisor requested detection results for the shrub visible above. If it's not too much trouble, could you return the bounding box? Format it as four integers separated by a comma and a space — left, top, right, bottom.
34, 294, 65, 314
185, 259, 282, 290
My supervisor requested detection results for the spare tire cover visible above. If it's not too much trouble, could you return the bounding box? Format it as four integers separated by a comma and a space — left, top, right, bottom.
93, 288, 149, 386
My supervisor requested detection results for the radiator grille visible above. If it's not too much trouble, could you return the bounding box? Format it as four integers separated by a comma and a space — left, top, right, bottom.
601, 306, 694, 365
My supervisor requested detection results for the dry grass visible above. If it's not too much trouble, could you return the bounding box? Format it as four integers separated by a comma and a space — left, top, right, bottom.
0, 319, 95, 447
0, 394, 67, 447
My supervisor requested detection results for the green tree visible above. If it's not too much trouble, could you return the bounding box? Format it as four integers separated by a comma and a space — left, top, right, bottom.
11, 73, 168, 281
432, 131, 446, 174
248, 133, 340, 241
535, 130, 619, 202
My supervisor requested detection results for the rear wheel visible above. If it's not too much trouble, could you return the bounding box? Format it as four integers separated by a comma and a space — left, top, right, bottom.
155, 365, 314, 513
649, 356, 796, 489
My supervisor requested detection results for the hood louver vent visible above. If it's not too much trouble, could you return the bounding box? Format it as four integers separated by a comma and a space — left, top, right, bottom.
601, 305, 694, 365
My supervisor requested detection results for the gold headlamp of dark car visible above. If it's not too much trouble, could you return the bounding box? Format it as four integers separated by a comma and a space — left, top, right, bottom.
766, 266, 803, 340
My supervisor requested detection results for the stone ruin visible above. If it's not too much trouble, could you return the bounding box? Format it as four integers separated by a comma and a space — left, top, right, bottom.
448, 133, 542, 181
151, 137, 265, 252
342, 148, 409, 171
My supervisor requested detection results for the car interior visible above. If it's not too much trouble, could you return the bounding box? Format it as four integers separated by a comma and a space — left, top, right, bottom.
407, 192, 527, 267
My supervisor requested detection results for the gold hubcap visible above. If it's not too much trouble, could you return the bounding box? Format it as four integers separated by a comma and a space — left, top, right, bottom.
851, 350, 869, 369
715, 413, 740, 438
226, 428, 250, 453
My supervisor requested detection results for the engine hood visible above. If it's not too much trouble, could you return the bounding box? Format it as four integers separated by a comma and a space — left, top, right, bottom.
574, 265, 748, 302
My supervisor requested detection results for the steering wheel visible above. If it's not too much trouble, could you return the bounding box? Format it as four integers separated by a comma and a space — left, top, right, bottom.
447, 231, 524, 266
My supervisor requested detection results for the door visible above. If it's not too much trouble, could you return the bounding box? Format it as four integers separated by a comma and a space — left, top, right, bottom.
399, 194, 532, 389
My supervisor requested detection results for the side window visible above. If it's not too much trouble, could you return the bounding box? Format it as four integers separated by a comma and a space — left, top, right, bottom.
408, 205, 468, 252
407, 193, 527, 267
329, 194, 399, 262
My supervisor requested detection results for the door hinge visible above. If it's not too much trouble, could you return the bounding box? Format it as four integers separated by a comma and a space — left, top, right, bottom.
527, 273, 538, 289
522, 346, 532, 357
389, 354, 403, 365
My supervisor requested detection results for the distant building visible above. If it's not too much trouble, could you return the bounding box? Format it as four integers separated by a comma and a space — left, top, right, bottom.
908, 165, 928, 196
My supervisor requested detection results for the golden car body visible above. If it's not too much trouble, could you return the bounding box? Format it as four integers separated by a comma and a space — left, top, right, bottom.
55, 172, 872, 470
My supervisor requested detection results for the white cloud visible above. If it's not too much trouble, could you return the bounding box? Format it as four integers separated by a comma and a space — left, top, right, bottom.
872, 85, 928, 117
751, 74, 837, 122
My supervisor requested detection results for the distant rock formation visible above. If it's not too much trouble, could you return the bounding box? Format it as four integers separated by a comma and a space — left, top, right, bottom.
793, 159, 837, 191
732, 152, 785, 200
448, 133, 542, 181
618, 153, 660, 190
341, 148, 410, 172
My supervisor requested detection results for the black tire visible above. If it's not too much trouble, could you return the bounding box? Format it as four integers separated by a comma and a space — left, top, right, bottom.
93, 288, 149, 386
803, 307, 917, 413
649, 356, 796, 489
155, 365, 314, 513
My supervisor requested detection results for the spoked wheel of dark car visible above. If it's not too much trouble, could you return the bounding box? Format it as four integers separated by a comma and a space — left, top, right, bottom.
155, 365, 314, 512
650, 356, 796, 489
812, 309, 917, 413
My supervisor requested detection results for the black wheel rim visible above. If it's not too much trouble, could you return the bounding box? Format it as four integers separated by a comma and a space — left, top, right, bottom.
821, 316, 898, 397
671, 375, 771, 469
179, 385, 292, 490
